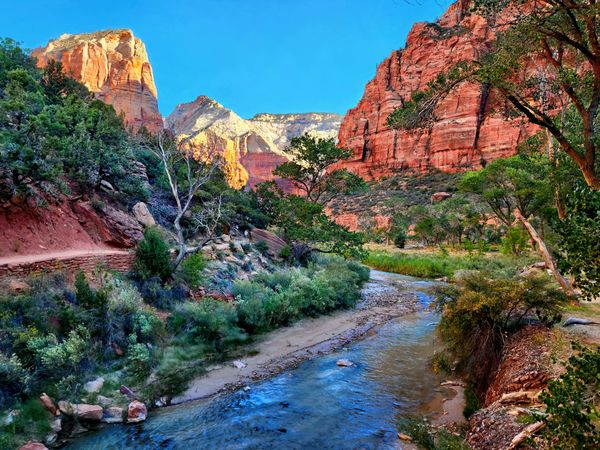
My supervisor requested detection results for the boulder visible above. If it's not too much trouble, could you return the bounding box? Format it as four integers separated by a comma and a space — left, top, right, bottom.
250, 228, 286, 257
431, 192, 452, 203
100, 180, 115, 192
18, 442, 48, 450
57, 401, 73, 416
83, 377, 105, 394
9, 279, 30, 293
39, 393, 59, 416
127, 400, 147, 423
96, 395, 113, 407
50, 417, 62, 433
232, 360, 247, 369
120, 385, 137, 399
102, 406, 124, 424
132, 202, 156, 227
72, 404, 103, 421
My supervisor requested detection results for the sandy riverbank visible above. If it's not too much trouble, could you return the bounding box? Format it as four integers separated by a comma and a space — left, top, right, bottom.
171, 270, 430, 404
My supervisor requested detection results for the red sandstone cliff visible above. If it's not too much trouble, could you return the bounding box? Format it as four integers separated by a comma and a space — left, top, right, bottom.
336, 0, 537, 179
32, 29, 163, 133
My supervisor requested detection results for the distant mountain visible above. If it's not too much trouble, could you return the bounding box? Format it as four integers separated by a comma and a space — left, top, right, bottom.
32, 31, 343, 188
167, 96, 343, 188
32, 29, 163, 133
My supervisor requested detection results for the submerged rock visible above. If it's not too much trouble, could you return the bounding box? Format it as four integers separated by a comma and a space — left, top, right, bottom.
336, 359, 354, 367
127, 400, 147, 423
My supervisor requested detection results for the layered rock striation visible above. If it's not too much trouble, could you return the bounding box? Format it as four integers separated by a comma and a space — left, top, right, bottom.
336, 0, 537, 179
32, 29, 163, 133
166, 96, 342, 188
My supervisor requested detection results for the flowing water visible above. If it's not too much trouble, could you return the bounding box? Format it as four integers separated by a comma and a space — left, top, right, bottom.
68, 272, 443, 450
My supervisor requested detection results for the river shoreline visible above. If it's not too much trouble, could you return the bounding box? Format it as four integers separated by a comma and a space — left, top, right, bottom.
171, 270, 429, 404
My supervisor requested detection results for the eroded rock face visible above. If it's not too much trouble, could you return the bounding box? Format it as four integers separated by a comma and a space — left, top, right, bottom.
166, 96, 342, 189
32, 29, 162, 133
335, 0, 538, 179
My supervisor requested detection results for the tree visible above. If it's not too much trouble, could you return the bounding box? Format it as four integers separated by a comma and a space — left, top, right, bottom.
147, 130, 223, 268
459, 155, 575, 295
255, 181, 365, 261
273, 133, 366, 203
388, 0, 600, 189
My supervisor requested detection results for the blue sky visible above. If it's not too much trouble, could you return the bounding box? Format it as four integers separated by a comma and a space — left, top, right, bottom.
1, 0, 449, 118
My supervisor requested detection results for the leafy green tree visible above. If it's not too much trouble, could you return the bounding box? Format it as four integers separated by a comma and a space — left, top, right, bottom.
273, 133, 366, 203
539, 343, 600, 449
458, 155, 553, 226
0, 39, 145, 201
553, 186, 600, 300
256, 181, 365, 261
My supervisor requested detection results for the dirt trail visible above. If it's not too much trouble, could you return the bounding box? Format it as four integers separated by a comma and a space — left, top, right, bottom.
0, 248, 129, 266
172, 270, 428, 404
0, 248, 134, 278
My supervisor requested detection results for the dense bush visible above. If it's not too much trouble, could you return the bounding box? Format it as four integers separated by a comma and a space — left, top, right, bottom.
434, 272, 568, 393
169, 299, 246, 353
234, 256, 368, 333
0, 40, 145, 201
134, 227, 173, 281
137, 277, 186, 310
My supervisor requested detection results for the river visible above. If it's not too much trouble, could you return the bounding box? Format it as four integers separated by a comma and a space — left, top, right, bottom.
67, 272, 445, 450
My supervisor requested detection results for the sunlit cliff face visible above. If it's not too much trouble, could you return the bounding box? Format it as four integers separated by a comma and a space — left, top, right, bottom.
167, 95, 342, 189
32, 29, 163, 133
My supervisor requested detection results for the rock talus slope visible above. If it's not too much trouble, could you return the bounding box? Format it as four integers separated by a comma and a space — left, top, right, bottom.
336, 0, 538, 179
32, 29, 163, 133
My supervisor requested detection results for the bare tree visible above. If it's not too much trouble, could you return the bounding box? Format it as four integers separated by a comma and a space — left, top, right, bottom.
149, 130, 223, 268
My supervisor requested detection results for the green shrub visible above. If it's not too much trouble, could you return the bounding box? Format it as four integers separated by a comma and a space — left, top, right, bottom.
255, 240, 269, 255
178, 253, 207, 289
137, 277, 186, 310
233, 281, 274, 333
0, 353, 30, 409
500, 226, 529, 255
134, 228, 173, 281
126, 335, 153, 381
169, 299, 246, 353
0, 399, 51, 447
26, 326, 91, 380
396, 415, 468, 450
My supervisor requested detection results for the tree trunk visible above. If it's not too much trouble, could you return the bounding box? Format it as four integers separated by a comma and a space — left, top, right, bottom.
514, 210, 576, 297
173, 216, 187, 270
